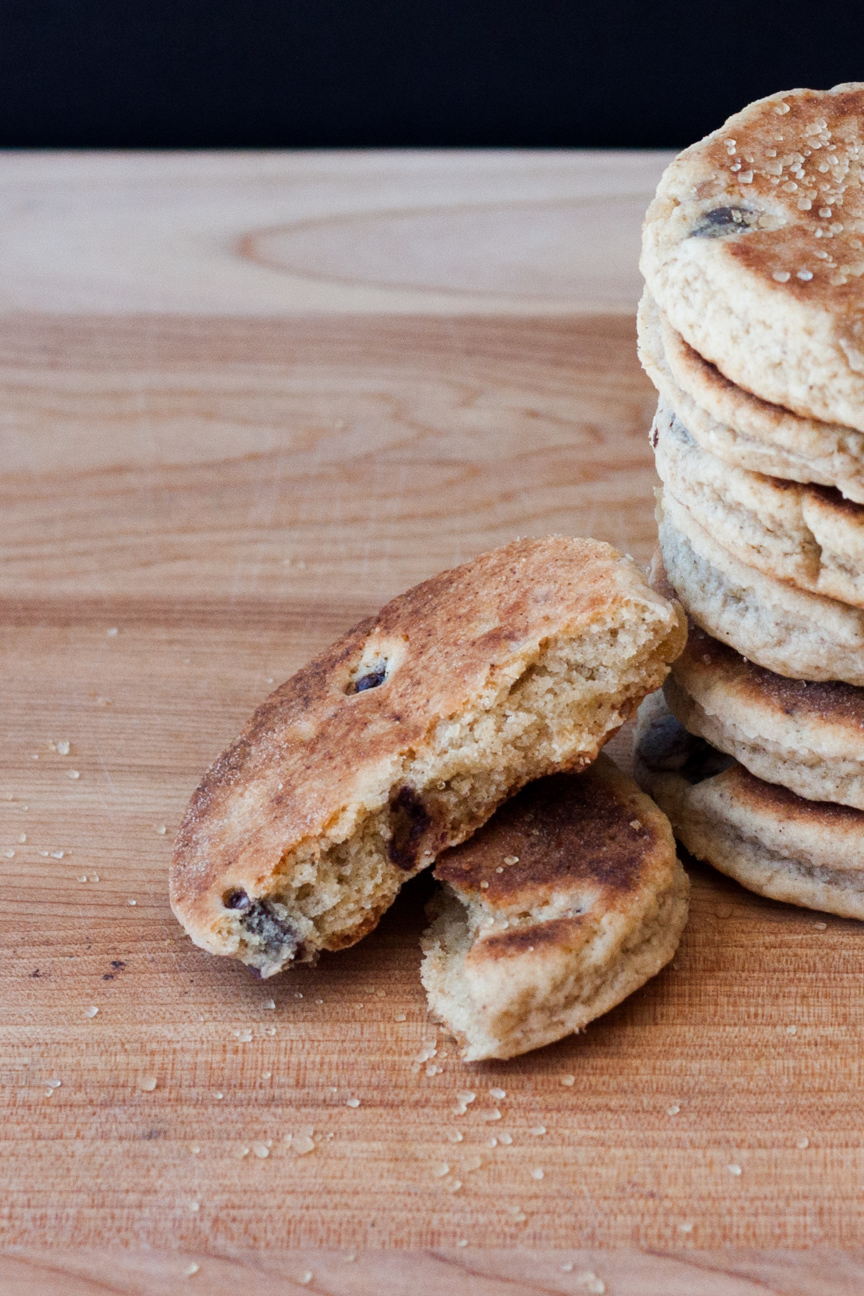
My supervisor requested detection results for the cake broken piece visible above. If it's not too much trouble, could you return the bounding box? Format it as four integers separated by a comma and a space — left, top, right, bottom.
170, 537, 685, 977
421, 755, 689, 1060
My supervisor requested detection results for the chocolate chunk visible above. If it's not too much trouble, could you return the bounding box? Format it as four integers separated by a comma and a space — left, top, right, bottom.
241, 900, 301, 960
353, 667, 387, 693
388, 785, 431, 871
224, 889, 251, 911
691, 206, 757, 239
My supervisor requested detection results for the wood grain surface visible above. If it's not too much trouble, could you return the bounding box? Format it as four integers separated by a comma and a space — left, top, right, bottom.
2, 153, 863, 1293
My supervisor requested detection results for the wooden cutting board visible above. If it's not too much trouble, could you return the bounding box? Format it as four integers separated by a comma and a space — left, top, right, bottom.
2, 152, 864, 1296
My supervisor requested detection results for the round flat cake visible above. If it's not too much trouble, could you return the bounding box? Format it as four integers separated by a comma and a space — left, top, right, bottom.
666, 621, 864, 810
642, 84, 864, 431
653, 401, 864, 608
656, 490, 864, 685
421, 755, 689, 1061
635, 692, 864, 920
638, 289, 864, 502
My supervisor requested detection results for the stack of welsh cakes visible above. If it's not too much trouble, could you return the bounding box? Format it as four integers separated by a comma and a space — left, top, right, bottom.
634, 82, 864, 920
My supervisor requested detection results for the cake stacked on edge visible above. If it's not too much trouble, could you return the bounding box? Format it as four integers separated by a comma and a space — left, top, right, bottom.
634, 83, 864, 919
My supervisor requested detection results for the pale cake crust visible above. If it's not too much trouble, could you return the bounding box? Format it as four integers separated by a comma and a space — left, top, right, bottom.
666, 622, 864, 809
642, 84, 864, 431
656, 490, 864, 685
635, 693, 864, 920
421, 755, 689, 1061
171, 537, 686, 976
653, 401, 864, 608
638, 290, 864, 502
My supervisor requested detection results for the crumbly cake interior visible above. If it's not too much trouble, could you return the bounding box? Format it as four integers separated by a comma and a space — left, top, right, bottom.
232, 614, 677, 975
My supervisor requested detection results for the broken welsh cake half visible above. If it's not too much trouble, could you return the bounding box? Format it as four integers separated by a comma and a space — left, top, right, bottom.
421, 755, 688, 1060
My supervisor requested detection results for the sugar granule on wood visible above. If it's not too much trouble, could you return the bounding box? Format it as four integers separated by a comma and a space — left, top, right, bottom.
577, 1273, 605, 1294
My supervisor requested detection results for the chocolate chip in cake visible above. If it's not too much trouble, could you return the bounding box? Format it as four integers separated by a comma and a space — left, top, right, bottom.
388, 785, 432, 871
224, 888, 251, 911
352, 667, 387, 693
691, 206, 758, 238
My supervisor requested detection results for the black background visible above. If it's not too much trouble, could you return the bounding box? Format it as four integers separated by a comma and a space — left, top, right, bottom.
2, 0, 863, 150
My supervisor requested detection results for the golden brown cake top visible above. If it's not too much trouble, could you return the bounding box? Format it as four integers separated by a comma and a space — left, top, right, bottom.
434, 756, 675, 960
648, 84, 864, 318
